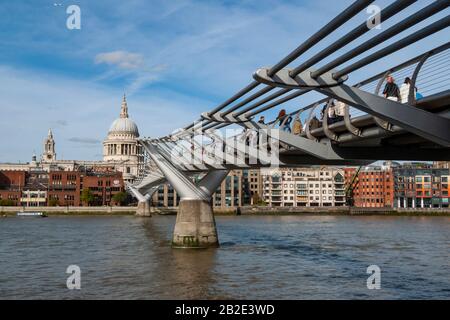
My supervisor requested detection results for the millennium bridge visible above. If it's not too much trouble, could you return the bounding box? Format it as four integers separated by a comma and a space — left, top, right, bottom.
128, 0, 450, 248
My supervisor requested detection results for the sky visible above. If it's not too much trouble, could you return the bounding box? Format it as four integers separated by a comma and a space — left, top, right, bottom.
0, 0, 448, 162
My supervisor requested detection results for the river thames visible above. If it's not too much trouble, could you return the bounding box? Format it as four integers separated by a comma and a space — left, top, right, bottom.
0, 215, 449, 299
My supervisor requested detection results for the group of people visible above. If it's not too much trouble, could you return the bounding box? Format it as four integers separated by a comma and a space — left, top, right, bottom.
255, 110, 302, 134
201, 75, 423, 153
319, 100, 346, 125
250, 75, 421, 137
383, 76, 422, 103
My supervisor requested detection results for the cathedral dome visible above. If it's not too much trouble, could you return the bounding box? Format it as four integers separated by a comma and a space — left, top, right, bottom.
109, 118, 139, 136
107, 94, 140, 137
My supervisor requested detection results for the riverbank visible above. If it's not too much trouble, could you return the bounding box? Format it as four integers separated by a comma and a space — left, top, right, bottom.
0, 206, 136, 216
1, 206, 449, 217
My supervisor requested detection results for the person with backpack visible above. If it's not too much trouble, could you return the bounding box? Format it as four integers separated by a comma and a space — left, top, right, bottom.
277, 109, 292, 133
292, 113, 303, 135
399, 77, 418, 104
334, 100, 346, 122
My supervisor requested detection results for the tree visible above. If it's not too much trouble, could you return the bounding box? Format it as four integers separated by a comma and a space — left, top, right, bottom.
112, 191, 127, 206
0, 199, 15, 206
252, 193, 267, 206
48, 198, 59, 207
80, 188, 94, 206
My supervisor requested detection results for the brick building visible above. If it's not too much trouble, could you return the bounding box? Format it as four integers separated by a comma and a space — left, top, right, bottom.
0, 171, 26, 205
82, 172, 124, 206
344, 165, 394, 208
48, 171, 80, 206
0, 169, 125, 207
48, 171, 124, 206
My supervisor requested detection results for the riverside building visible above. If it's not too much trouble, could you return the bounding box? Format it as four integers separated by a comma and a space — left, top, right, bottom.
344, 164, 394, 208
0, 95, 142, 184
0, 169, 125, 207
261, 167, 346, 207
152, 170, 252, 209
393, 163, 450, 208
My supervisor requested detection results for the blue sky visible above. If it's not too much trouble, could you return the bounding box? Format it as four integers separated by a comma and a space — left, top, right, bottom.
0, 0, 448, 162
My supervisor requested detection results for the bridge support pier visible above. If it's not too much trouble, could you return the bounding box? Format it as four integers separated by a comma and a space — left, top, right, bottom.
172, 199, 219, 248
136, 199, 152, 217
140, 140, 229, 249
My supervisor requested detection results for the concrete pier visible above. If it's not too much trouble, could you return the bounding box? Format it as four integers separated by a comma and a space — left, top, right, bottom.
172, 199, 219, 248
136, 200, 152, 217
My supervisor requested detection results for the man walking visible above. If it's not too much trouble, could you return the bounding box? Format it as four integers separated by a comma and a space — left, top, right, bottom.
382, 75, 400, 102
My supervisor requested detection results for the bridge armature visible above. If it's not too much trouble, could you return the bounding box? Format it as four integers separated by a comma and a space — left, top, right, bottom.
128, 0, 450, 248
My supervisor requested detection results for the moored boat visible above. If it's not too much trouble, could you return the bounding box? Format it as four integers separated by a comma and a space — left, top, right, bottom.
16, 212, 48, 218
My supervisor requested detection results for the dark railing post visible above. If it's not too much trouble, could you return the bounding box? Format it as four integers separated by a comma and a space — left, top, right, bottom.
409, 52, 430, 104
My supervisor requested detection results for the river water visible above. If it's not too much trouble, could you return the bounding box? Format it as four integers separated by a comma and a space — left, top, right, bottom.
0, 215, 449, 299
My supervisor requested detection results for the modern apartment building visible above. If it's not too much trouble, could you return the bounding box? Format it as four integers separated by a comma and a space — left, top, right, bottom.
248, 169, 263, 204
261, 167, 346, 207
433, 161, 450, 169
394, 164, 449, 208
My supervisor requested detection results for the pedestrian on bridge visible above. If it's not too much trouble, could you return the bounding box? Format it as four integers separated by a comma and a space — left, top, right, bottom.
277, 109, 292, 133
258, 116, 265, 125
383, 76, 400, 102
399, 77, 418, 104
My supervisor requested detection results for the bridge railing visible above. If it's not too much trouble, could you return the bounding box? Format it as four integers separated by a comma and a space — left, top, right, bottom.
164, 1, 448, 144
270, 42, 450, 137
135, 0, 450, 181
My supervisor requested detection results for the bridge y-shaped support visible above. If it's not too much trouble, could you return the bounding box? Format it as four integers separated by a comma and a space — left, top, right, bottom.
128, 184, 152, 217
141, 140, 229, 248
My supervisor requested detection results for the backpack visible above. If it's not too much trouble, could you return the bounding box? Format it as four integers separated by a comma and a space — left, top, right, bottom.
309, 116, 321, 130
292, 116, 303, 135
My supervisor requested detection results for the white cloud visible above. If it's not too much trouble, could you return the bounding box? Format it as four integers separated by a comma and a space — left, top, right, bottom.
95, 51, 145, 70
0, 65, 209, 162
68, 137, 101, 144
1, 0, 448, 163
94, 50, 169, 94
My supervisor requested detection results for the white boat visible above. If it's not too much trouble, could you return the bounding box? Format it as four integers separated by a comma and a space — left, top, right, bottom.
16, 212, 48, 217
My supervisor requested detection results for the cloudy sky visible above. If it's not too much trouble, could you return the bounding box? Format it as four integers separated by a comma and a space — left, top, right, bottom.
0, 0, 447, 162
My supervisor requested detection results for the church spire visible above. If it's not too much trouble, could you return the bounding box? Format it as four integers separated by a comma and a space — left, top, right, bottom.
42, 128, 56, 162
120, 94, 129, 118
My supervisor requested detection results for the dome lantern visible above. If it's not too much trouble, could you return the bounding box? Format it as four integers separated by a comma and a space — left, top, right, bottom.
120, 93, 129, 119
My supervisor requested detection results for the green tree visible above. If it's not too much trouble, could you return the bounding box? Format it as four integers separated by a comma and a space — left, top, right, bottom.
252, 193, 267, 206
48, 198, 58, 207
0, 199, 15, 206
80, 188, 94, 206
112, 191, 127, 206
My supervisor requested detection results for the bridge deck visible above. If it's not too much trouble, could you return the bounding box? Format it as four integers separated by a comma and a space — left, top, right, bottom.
300, 91, 450, 147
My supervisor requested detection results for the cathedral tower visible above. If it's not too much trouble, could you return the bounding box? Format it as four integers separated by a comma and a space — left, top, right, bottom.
42, 128, 56, 162
103, 95, 142, 183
